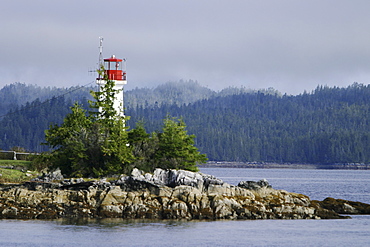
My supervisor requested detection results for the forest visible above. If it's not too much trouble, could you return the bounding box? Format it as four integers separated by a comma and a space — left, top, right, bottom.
0, 81, 369, 165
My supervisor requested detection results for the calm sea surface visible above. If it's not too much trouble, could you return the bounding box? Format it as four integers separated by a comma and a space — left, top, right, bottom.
0, 168, 369, 247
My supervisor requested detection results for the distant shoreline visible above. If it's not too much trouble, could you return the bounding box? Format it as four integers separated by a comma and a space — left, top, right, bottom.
201, 161, 370, 170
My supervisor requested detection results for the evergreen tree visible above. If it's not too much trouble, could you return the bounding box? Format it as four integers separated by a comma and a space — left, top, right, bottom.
44, 103, 92, 176
88, 69, 133, 175
5, 80, 370, 166
127, 118, 208, 173
128, 122, 159, 172
41, 69, 133, 177
153, 116, 207, 172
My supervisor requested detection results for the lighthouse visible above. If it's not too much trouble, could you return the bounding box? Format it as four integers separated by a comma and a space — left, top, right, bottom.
95, 39, 127, 118
96, 55, 127, 117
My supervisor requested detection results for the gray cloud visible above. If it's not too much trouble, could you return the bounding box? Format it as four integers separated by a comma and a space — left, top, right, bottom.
1, 0, 370, 94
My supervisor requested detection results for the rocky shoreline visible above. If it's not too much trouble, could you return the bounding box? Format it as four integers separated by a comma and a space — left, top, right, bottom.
0, 168, 369, 220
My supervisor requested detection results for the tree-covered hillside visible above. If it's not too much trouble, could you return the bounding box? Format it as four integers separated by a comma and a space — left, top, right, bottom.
1, 81, 369, 165
126, 80, 214, 107
0, 82, 94, 117
127, 83, 370, 164
0, 81, 220, 151
125, 80, 279, 108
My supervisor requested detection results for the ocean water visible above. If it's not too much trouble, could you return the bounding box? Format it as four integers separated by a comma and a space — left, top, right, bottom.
0, 168, 369, 247
201, 168, 370, 204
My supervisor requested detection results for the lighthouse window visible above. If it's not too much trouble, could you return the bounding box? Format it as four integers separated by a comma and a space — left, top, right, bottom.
104, 61, 110, 70
105, 61, 121, 70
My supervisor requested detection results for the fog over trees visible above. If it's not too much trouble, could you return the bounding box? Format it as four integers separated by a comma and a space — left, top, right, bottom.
1, 81, 369, 165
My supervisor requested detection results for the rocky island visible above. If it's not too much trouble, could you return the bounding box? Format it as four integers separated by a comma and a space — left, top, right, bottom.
0, 168, 369, 220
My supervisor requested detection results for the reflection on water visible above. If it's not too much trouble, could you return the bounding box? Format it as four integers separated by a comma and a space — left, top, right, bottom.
54, 217, 204, 229
1, 216, 370, 247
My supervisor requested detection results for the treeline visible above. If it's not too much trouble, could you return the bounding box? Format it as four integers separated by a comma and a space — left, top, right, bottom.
0, 83, 94, 152
0, 82, 94, 117
38, 77, 206, 177
127, 83, 370, 164
125, 80, 280, 108
0, 81, 272, 152
0, 96, 86, 152
1, 81, 370, 165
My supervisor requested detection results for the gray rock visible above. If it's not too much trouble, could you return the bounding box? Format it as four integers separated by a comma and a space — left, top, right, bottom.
1, 207, 18, 217
167, 169, 205, 189
127, 168, 224, 191
33, 168, 64, 182
94, 178, 112, 189
0, 168, 361, 220
131, 168, 145, 179
237, 179, 271, 190
60, 178, 85, 186
23, 181, 61, 190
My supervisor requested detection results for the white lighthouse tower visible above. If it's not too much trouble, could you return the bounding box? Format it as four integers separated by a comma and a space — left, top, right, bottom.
95, 38, 127, 118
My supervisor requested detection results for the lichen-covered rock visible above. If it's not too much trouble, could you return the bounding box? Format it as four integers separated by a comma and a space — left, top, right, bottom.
312, 197, 370, 215
32, 168, 64, 182
0, 169, 367, 220
238, 179, 271, 190
120, 168, 224, 191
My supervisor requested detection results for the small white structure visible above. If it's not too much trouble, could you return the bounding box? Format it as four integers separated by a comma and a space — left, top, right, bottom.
96, 55, 127, 117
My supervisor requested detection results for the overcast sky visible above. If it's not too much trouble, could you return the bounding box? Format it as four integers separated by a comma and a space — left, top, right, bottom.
1, 0, 370, 94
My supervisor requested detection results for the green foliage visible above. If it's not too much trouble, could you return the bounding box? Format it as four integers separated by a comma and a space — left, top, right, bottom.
0, 96, 75, 152
44, 103, 92, 176
128, 83, 370, 165
41, 69, 133, 177
125, 80, 280, 109
0, 80, 260, 152
125, 80, 215, 108
89, 69, 133, 175
128, 122, 158, 172
128, 117, 207, 172
154, 116, 207, 171
4, 80, 370, 166
30, 152, 54, 172
0, 82, 93, 117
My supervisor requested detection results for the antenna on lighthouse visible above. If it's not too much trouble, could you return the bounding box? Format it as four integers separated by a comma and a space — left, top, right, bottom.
95, 39, 127, 120
98, 36, 104, 67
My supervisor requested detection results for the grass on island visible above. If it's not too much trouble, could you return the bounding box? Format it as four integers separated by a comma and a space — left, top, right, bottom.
0, 160, 39, 184
0, 160, 32, 167
0, 160, 122, 184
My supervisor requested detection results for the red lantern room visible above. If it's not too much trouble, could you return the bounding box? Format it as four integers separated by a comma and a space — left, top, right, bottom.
102, 55, 127, 81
